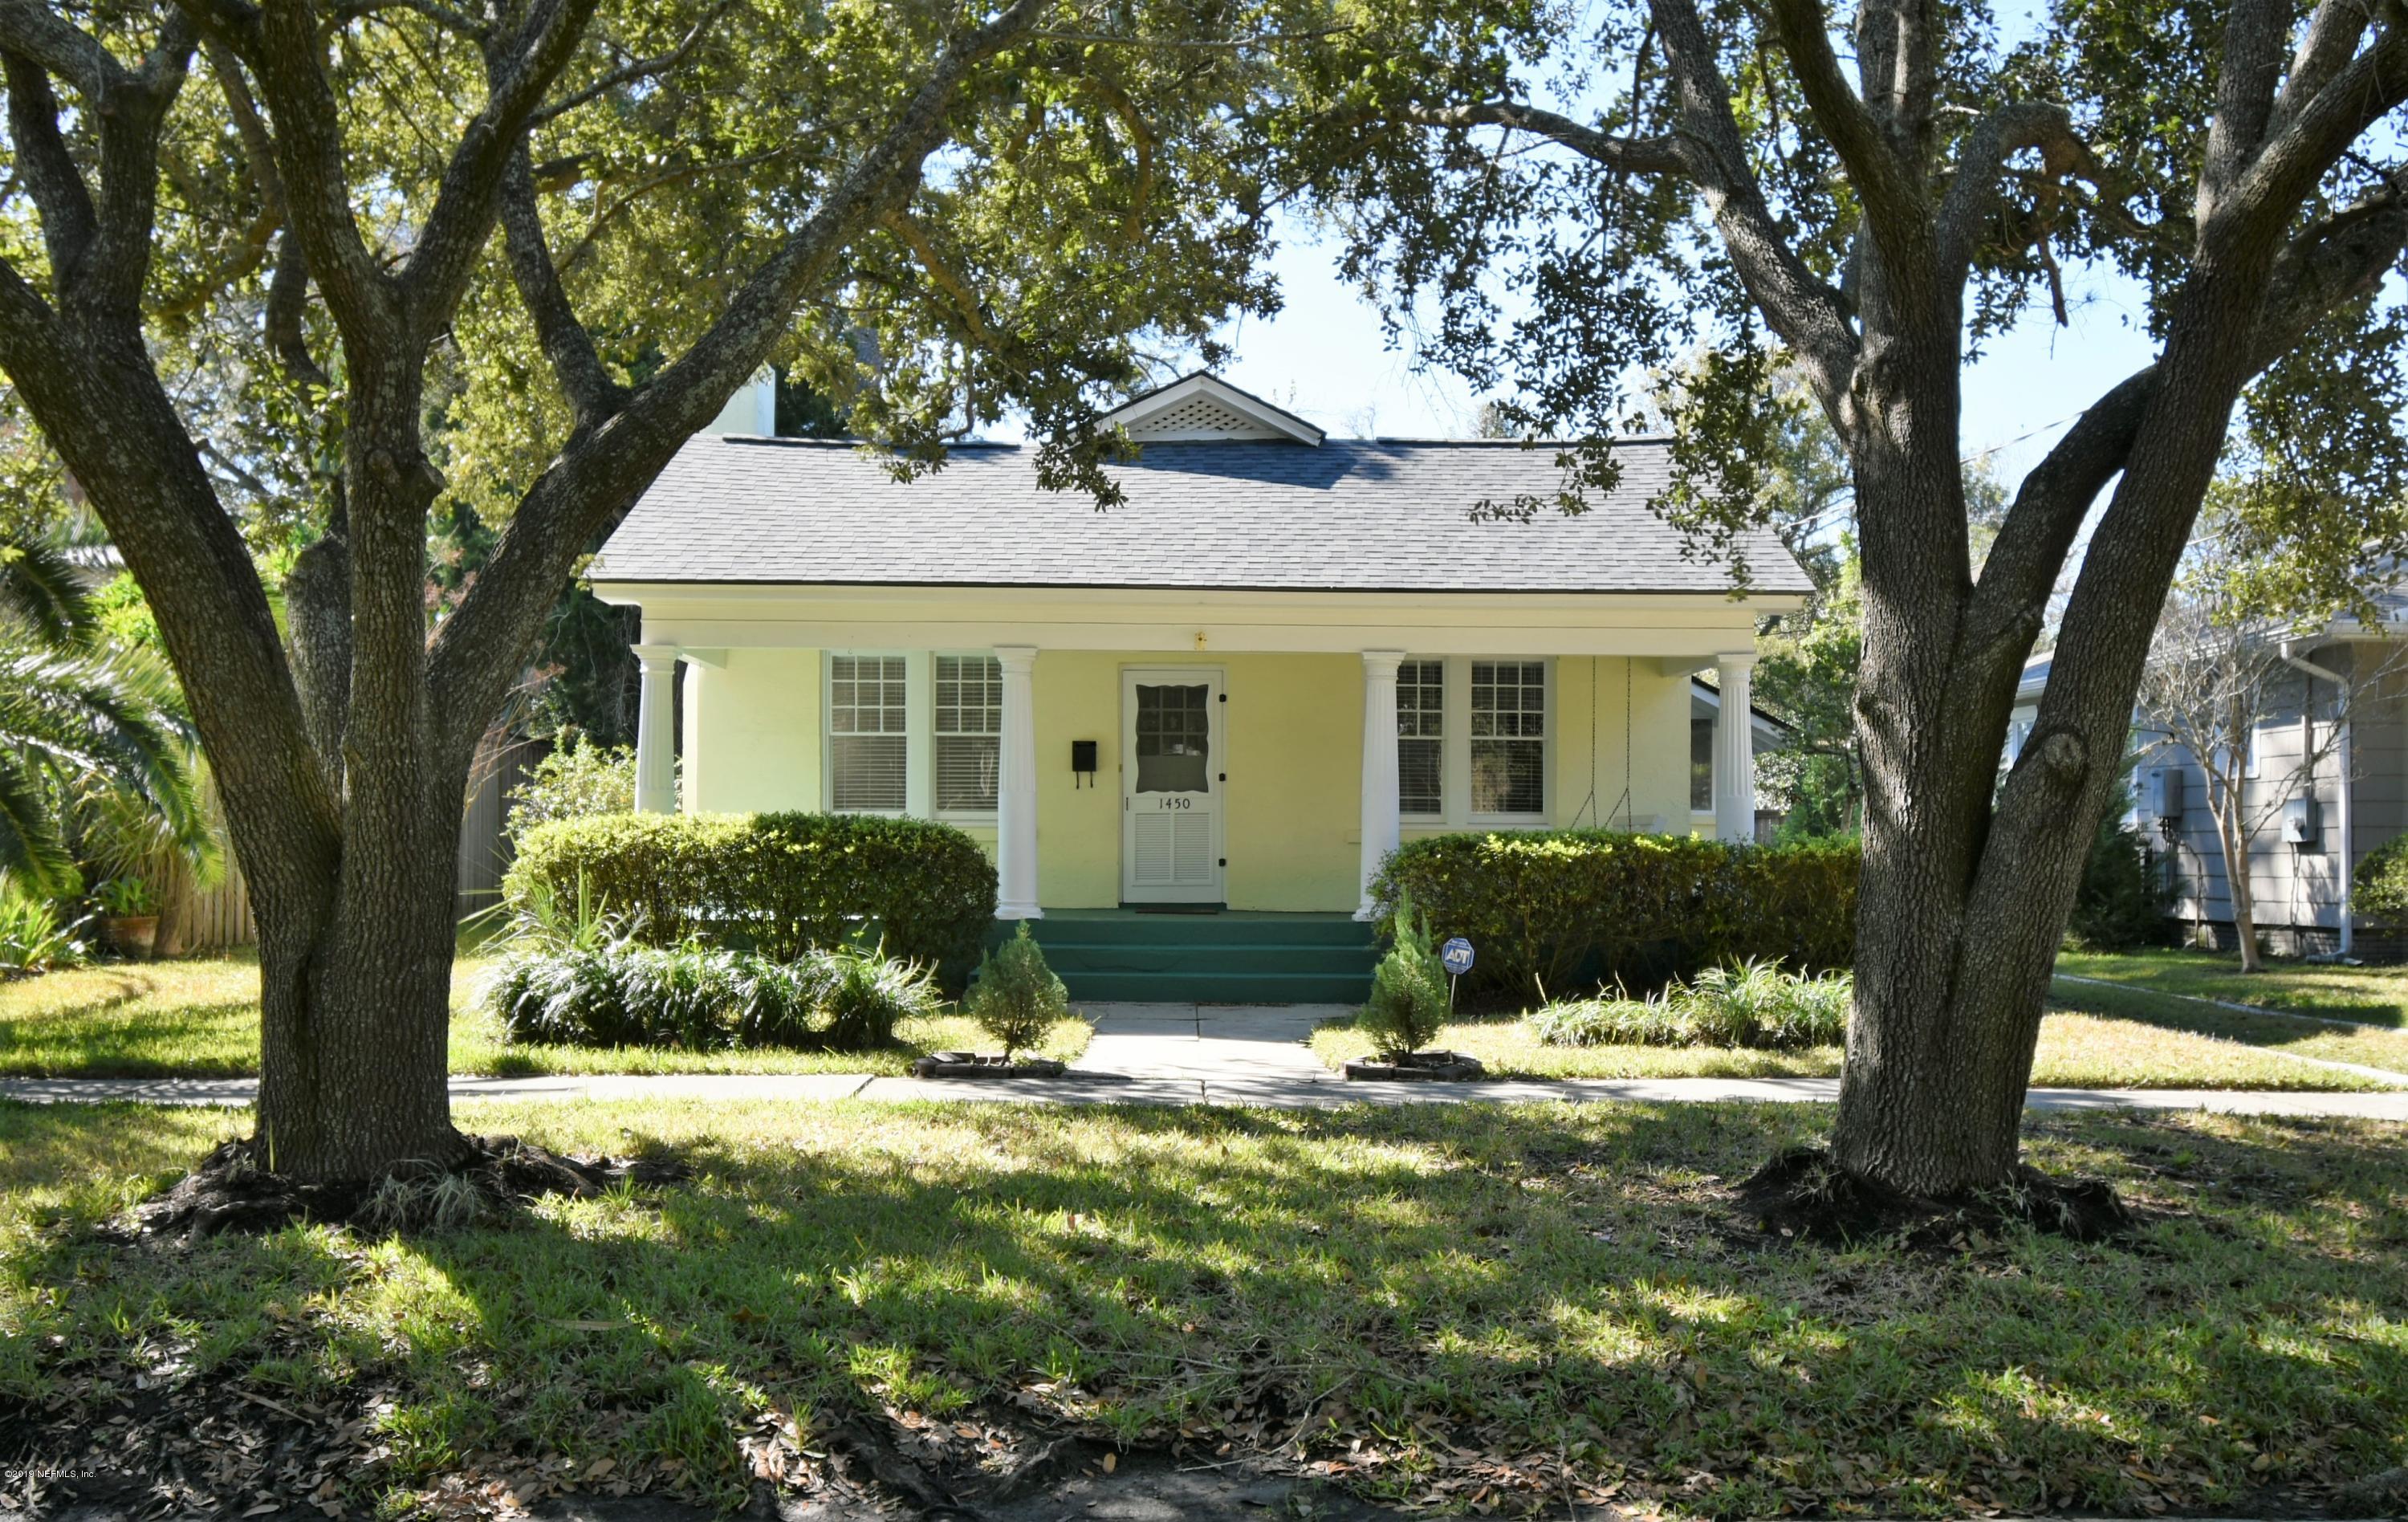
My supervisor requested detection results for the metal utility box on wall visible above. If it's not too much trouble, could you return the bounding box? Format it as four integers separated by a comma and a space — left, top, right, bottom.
1070, 739, 1099, 788
2283, 795, 2322, 846
2146, 767, 2185, 824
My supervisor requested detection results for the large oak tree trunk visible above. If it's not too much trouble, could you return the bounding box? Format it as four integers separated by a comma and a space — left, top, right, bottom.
1829, 276, 2268, 1195
254, 805, 467, 1179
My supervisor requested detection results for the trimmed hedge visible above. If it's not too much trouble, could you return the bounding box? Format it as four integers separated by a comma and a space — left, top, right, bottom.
1371, 830, 1859, 999
503, 812, 997, 985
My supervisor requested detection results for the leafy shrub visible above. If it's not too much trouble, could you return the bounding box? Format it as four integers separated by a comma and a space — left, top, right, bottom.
93, 877, 156, 916
1372, 831, 1858, 1000
0, 886, 87, 975
485, 938, 936, 1051
2357, 833, 2408, 929
503, 732, 637, 844
964, 924, 1068, 1059
505, 812, 997, 987
1531, 961, 1851, 1050
1359, 889, 1449, 1059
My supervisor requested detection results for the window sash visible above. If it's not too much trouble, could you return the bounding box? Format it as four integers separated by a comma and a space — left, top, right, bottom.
1470, 661, 1545, 816
829, 655, 908, 812
934, 655, 1003, 813
831, 734, 907, 812
1397, 658, 1445, 816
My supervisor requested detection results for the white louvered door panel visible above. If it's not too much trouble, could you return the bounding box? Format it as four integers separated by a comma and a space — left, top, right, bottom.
1132, 813, 1178, 887
1121, 668, 1225, 904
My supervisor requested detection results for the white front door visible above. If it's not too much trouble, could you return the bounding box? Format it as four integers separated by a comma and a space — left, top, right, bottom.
1121, 667, 1224, 904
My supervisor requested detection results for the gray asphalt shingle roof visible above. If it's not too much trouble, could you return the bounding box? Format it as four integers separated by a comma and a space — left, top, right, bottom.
591, 434, 1812, 596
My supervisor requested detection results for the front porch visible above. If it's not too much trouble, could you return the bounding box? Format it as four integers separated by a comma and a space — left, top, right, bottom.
608, 584, 1785, 920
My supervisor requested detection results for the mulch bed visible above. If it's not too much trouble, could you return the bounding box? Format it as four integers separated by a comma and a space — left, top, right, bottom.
128, 1133, 689, 1243
1341, 1050, 1486, 1082
909, 1052, 1069, 1080
1732, 1143, 2133, 1247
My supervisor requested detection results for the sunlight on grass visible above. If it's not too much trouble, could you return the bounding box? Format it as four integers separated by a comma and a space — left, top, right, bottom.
2056, 947, 2408, 1027
1310, 1008, 2403, 1089
2050, 955, 2408, 1077
0, 954, 1089, 1079
4, 1098, 2406, 1517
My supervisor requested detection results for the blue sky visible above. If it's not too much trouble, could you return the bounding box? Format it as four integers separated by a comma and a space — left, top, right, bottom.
1206, 218, 2164, 487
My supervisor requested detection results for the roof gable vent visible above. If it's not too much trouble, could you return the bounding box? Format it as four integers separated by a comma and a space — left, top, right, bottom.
1100, 371, 1325, 446
1129, 395, 1275, 441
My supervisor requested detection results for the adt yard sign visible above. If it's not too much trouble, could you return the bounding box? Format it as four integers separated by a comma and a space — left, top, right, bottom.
1440, 938, 1474, 976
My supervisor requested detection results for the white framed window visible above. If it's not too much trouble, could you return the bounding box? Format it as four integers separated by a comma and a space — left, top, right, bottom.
828, 653, 907, 812
934, 653, 1002, 815
1470, 659, 1547, 818
1397, 658, 1445, 816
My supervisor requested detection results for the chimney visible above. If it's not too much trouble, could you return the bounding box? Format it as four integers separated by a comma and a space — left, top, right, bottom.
706, 366, 777, 437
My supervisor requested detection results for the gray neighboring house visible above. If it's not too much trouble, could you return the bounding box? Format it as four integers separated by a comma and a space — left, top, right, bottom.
2007, 603, 2408, 958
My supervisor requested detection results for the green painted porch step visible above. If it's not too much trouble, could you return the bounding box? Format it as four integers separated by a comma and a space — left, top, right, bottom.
986, 910, 1381, 1005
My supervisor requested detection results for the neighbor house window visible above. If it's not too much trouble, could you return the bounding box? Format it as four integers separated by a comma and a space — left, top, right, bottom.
1397, 659, 1444, 816
1470, 660, 1545, 816
828, 654, 907, 811
1692, 708, 1714, 811
934, 654, 1002, 813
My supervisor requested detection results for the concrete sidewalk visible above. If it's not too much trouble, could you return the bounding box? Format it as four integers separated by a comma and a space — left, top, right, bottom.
8, 999, 2408, 1119
10, 1003, 2408, 1117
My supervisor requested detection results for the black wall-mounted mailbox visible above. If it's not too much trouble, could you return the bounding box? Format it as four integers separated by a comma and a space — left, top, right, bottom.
1071, 739, 1098, 787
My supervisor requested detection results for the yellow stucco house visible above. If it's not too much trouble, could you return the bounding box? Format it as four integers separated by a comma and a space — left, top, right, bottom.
590, 372, 1809, 944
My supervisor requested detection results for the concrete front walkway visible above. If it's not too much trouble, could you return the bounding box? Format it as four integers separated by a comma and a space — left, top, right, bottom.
8, 1003, 2408, 1117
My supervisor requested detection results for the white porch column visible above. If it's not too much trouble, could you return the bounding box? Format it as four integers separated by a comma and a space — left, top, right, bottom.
633, 642, 681, 814
1357, 650, 1405, 919
995, 645, 1042, 919
1713, 650, 1759, 843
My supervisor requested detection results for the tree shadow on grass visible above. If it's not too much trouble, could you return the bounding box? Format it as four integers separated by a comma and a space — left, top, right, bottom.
7, 1099, 2408, 1517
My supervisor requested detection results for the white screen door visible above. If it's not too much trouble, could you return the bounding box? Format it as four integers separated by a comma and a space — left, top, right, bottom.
1121, 668, 1224, 903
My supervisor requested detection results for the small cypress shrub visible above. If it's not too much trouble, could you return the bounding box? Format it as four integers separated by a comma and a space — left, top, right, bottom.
964, 924, 1068, 1059
1359, 889, 1450, 1060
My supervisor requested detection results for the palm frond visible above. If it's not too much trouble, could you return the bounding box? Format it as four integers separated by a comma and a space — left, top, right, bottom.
0, 539, 98, 650
0, 755, 75, 893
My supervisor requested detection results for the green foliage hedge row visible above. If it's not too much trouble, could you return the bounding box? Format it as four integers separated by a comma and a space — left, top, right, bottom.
1371, 830, 1859, 999
504, 812, 997, 985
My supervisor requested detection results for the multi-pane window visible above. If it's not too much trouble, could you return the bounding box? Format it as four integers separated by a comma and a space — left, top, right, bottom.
1470, 660, 1546, 816
1133, 683, 1211, 793
828, 654, 907, 811
1397, 660, 1444, 816
934, 655, 1003, 812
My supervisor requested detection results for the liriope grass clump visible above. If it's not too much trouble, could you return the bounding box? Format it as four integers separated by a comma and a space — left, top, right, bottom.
486, 938, 938, 1052
1531, 959, 1851, 1050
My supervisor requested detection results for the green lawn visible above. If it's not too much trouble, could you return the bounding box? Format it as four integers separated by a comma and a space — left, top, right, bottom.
2055, 950, 2408, 1072
0, 955, 1090, 1079
2056, 946, 2408, 1024
1312, 1007, 2406, 1090
6, 1099, 2406, 1517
